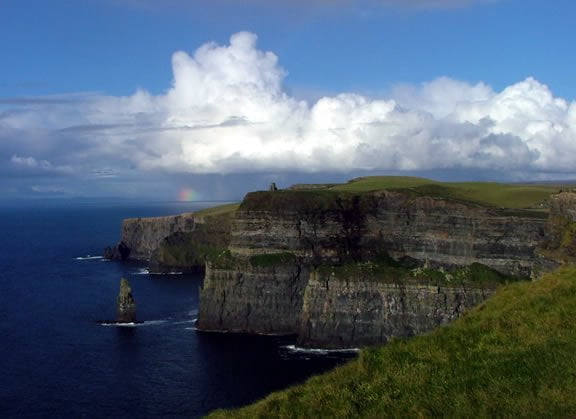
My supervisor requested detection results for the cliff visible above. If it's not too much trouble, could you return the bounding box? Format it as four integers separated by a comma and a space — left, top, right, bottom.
105, 212, 196, 261
107, 180, 572, 348
298, 269, 495, 348
540, 190, 576, 263
104, 207, 234, 271
149, 213, 232, 273
198, 259, 308, 335
198, 188, 547, 347
229, 190, 546, 276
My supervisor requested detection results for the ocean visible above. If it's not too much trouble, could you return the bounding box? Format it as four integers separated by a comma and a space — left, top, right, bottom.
0, 201, 354, 418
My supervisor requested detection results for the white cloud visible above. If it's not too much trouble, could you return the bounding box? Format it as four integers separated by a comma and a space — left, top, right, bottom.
1, 31, 575, 179
10, 155, 73, 174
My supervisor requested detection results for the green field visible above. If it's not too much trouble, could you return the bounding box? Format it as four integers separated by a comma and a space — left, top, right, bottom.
330, 176, 562, 209
193, 202, 240, 218
209, 266, 576, 418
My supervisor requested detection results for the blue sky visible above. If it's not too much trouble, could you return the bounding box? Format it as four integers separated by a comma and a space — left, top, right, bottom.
1, 0, 576, 201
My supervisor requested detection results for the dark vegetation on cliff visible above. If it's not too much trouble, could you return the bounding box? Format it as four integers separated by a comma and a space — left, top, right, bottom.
316, 258, 520, 288
210, 266, 576, 418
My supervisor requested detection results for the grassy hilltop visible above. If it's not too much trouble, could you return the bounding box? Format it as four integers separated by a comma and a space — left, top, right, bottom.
329, 176, 562, 209
209, 266, 576, 418
192, 176, 566, 220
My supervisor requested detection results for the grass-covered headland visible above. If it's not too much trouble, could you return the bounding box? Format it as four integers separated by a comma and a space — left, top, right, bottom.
209, 266, 576, 418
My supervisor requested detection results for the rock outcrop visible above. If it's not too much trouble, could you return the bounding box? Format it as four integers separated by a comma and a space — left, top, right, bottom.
229, 190, 545, 276
197, 189, 548, 347
539, 190, 576, 263
108, 186, 576, 348
117, 278, 136, 323
148, 213, 232, 273
298, 271, 494, 348
198, 261, 308, 335
103, 241, 130, 261
108, 213, 197, 261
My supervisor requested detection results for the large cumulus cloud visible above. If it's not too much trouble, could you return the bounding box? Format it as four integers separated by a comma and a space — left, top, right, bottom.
1, 31, 575, 180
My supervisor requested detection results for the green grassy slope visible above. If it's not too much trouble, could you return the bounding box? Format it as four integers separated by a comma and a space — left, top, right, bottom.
194, 202, 240, 218
330, 176, 561, 209
209, 266, 576, 418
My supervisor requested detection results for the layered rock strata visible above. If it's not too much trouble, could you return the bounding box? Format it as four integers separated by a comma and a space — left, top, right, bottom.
198, 261, 308, 335
117, 213, 196, 260
229, 190, 546, 276
197, 189, 547, 347
298, 271, 494, 348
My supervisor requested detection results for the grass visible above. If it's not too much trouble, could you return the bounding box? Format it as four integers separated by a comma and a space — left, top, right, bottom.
330, 176, 561, 209
194, 203, 240, 218
209, 265, 576, 418
249, 252, 297, 267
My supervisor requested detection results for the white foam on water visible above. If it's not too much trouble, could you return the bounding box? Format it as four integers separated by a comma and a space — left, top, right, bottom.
148, 271, 183, 275
75, 255, 104, 260
131, 268, 150, 275
99, 319, 168, 327
280, 345, 360, 355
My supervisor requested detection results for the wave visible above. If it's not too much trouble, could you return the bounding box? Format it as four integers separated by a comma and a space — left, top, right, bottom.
132, 268, 184, 276
99, 319, 168, 327
131, 268, 150, 275
75, 255, 104, 260
148, 271, 184, 275
280, 345, 360, 355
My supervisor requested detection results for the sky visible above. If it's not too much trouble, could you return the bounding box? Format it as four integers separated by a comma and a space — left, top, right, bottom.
1, 0, 575, 201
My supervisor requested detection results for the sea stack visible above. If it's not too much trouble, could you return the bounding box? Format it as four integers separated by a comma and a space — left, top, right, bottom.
117, 278, 136, 323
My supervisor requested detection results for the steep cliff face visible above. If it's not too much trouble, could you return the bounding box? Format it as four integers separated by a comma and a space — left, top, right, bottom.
198, 261, 308, 335
298, 271, 494, 348
549, 190, 576, 222
197, 189, 547, 347
148, 214, 232, 273
115, 213, 197, 260
540, 191, 576, 263
229, 190, 545, 276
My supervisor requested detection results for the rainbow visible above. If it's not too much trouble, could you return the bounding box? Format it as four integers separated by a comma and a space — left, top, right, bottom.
178, 188, 200, 202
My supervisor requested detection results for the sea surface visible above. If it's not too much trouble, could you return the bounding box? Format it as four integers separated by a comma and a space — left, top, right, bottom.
0, 201, 355, 418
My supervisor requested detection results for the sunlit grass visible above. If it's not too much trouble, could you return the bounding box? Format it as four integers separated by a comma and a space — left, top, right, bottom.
194, 203, 240, 218
330, 176, 561, 209
209, 266, 576, 418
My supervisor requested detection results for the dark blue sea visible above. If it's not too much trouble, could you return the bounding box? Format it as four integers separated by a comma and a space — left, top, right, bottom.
0, 201, 353, 418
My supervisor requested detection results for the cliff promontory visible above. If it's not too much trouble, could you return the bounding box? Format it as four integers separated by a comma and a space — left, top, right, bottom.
198, 184, 554, 347
108, 178, 570, 348
106, 212, 196, 261
105, 205, 236, 272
